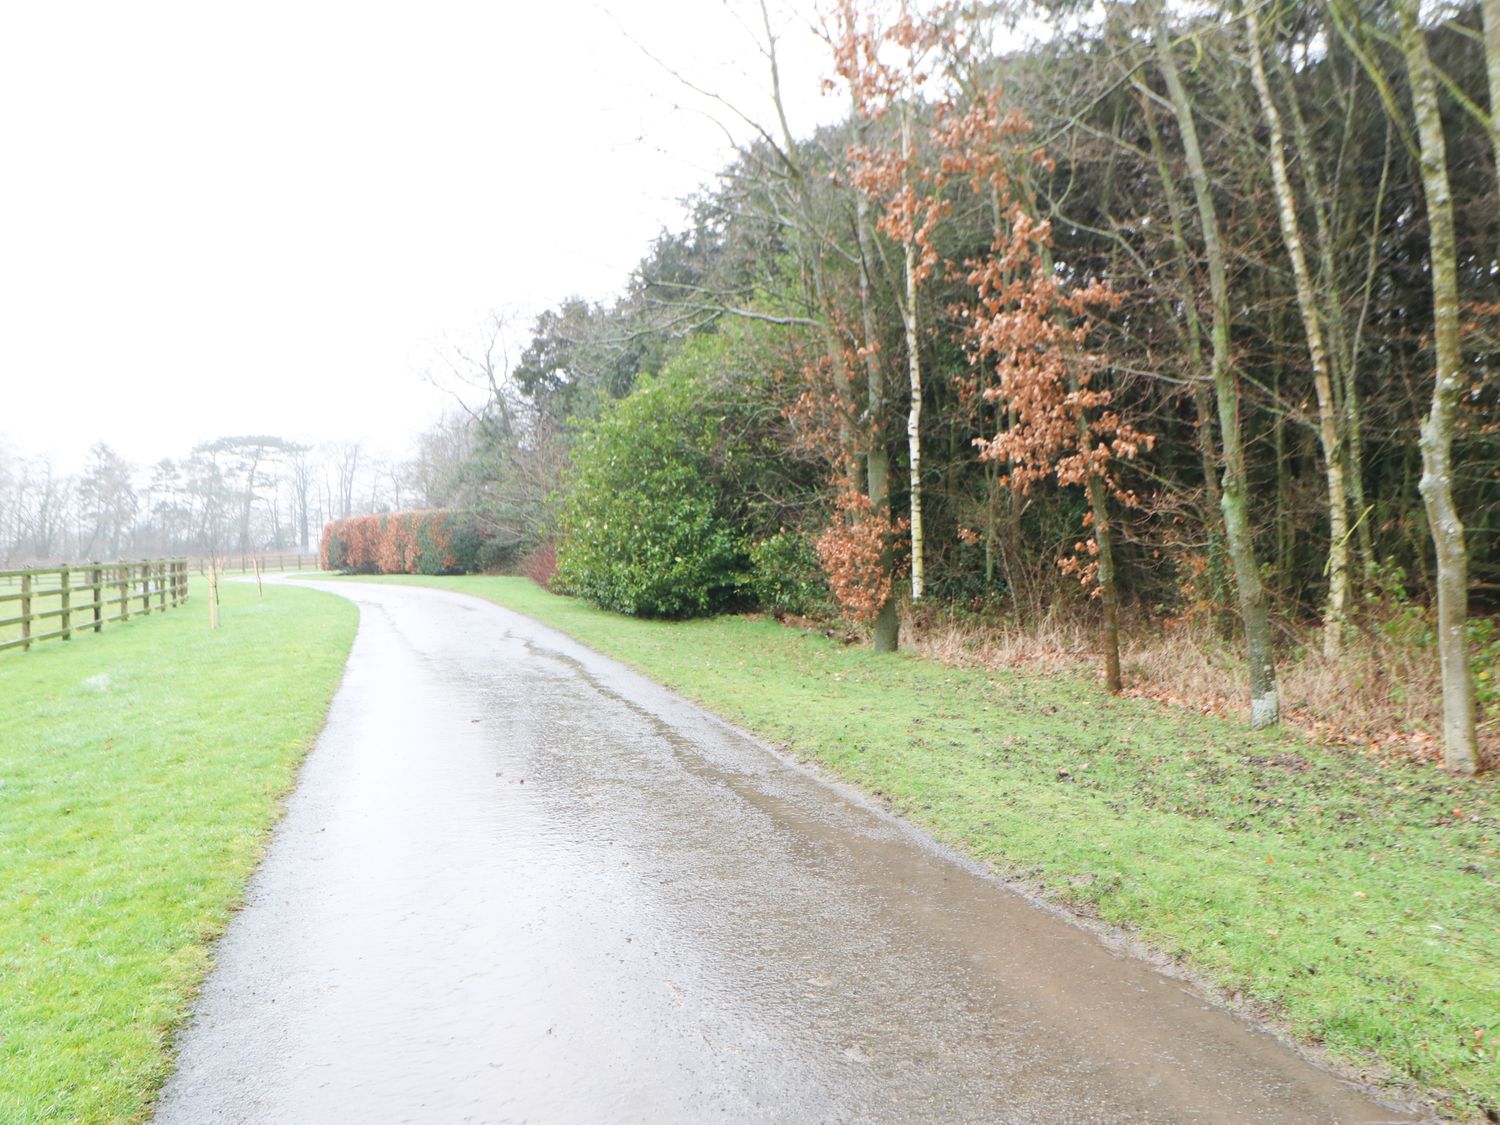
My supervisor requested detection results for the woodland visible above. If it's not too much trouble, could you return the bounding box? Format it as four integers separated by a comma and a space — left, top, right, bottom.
417, 0, 1496, 774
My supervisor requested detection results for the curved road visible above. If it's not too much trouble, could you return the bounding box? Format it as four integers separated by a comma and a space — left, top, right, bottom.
156, 581, 1417, 1123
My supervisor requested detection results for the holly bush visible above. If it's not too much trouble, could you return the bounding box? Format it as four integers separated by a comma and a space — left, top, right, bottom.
554, 361, 751, 617
748, 529, 829, 617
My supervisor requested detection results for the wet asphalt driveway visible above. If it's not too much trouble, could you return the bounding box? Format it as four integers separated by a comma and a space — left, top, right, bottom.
154, 581, 1417, 1123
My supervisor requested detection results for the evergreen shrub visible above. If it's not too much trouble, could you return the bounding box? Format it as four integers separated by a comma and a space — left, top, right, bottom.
554, 365, 750, 617
748, 530, 829, 616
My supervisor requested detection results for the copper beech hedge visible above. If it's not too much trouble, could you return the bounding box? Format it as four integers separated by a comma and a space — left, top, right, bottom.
319, 510, 484, 575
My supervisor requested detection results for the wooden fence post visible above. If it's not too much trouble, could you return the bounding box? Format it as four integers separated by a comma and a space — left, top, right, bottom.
91, 564, 102, 632
140, 561, 151, 615
158, 562, 166, 611
120, 564, 130, 622
20, 573, 31, 651
60, 564, 71, 640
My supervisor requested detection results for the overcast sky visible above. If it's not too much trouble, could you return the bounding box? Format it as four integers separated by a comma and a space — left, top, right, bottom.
0, 1, 835, 471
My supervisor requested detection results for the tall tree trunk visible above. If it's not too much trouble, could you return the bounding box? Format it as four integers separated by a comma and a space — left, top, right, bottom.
1342, 368, 1374, 579
1486, 0, 1500, 221
902, 108, 926, 602
1344, 115, 1396, 582
1346, 143, 1384, 580
1071, 372, 1123, 693
1246, 5, 1351, 658
1086, 472, 1123, 693
1275, 369, 1295, 582
984, 457, 999, 586
804, 235, 862, 495
984, 186, 1025, 611
1038, 216, 1124, 693
1275, 39, 1377, 582
1151, 4, 1280, 728
1137, 86, 1226, 612
1400, 1, 1480, 774
759, 8, 862, 494
856, 183, 900, 653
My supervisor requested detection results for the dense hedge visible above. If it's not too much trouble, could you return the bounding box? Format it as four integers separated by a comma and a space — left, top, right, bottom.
319, 510, 485, 575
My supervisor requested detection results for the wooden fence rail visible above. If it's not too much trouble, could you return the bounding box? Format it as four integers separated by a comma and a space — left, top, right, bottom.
0, 559, 189, 653
186, 553, 318, 576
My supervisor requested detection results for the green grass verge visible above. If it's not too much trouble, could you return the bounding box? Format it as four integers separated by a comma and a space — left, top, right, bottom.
341, 573, 1497, 1118
0, 578, 358, 1123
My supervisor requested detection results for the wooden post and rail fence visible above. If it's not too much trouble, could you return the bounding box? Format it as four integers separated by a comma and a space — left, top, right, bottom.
185, 552, 318, 576
0, 559, 189, 654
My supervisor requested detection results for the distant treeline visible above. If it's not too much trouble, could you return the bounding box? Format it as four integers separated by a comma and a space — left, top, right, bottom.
0, 435, 429, 566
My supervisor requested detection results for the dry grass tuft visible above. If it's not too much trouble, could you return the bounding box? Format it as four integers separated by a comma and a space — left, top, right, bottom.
912, 603, 1098, 677
907, 603, 1499, 771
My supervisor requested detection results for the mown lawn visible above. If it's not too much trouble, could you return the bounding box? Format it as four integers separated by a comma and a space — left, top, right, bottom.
0, 578, 357, 1123
345, 573, 1498, 1119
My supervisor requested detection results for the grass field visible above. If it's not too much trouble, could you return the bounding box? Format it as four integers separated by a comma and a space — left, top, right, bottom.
0, 577, 357, 1123
343, 573, 1498, 1119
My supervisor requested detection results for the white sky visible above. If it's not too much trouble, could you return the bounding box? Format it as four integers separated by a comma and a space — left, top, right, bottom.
0, 1, 836, 471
